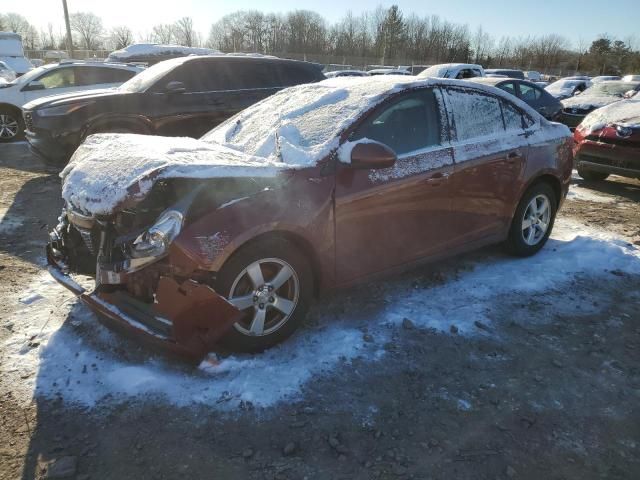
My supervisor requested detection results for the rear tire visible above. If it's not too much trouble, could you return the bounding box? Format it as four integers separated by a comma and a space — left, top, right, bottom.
506, 182, 557, 257
0, 107, 24, 143
577, 169, 609, 181
215, 237, 314, 352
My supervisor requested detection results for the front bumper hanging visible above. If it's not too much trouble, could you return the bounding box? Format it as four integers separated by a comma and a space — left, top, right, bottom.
46, 242, 242, 362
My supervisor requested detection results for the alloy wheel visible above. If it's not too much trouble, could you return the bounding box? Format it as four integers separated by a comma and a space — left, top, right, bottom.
521, 194, 551, 246
227, 258, 300, 336
0, 114, 19, 140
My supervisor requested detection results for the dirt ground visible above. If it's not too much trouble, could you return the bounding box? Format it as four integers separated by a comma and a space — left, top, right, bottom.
1, 142, 639, 480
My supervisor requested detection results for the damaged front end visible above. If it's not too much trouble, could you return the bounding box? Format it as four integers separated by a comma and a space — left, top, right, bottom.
46, 179, 255, 361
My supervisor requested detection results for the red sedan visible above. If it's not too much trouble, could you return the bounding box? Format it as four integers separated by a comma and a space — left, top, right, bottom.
47, 77, 573, 359
574, 98, 640, 181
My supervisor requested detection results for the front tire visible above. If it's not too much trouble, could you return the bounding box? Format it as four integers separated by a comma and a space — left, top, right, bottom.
0, 108, 24, 143
215, 237, 314, 352
577, 168, 609, 181
506, 182, 557, 257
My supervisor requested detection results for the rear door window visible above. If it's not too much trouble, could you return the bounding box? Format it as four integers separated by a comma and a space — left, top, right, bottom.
502, 100, 526, 131
518, 83, 542, 102
351, 89, 441, 155
74, 66, 136, 86
231, 61, 281, 89
499, 82, 517, 96
444, 88, 505, 141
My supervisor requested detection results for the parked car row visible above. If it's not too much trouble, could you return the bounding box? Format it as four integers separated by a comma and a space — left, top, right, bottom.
0, 60, 143, 142
23, 55, 325, 161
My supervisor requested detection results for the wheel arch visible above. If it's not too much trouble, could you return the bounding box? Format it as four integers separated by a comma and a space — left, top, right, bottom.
0, 102, 22, 117
526, 173, 562, 206
82, 114, 153, 139
221, 230, 323, 298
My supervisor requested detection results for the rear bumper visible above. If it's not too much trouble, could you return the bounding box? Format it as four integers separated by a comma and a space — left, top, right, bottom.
47, 244, 241, 362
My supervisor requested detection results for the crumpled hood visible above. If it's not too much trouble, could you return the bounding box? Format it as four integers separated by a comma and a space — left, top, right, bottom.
562, 95, 621, 110
61, 134, 288, 216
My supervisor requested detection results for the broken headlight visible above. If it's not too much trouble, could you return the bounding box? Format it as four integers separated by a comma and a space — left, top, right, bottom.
130, 210, 183, 259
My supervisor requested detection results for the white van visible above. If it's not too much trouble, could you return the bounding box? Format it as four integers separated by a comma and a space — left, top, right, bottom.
0, 32, 33, 76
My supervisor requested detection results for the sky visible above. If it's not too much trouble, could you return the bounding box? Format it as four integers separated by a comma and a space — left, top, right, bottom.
8, 0, 640, 47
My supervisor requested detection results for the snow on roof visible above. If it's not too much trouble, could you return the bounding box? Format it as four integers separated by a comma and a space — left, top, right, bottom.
581, 98, 640, 132
61, 134, 286, 215
108, 43, 219, 60
205, 75, 548, 166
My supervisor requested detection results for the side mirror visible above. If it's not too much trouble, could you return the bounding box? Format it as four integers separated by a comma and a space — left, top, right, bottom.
23, 81, 45, 92
165, 81, 186, 94
349, 141, 397, 169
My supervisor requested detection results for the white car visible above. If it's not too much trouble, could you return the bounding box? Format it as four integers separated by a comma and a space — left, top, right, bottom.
622, 74, 640, 82
418, 63, 484, 79
0, 60, 16, 82
0, 60, 143, 142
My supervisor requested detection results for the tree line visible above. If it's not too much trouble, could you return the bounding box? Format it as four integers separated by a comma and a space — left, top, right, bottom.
1, 6, 639, 75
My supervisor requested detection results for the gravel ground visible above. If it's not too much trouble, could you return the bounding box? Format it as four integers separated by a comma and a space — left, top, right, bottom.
1, 142, 639, 480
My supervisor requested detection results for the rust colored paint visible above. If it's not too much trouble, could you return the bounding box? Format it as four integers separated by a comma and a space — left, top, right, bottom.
155, 277, 242, 354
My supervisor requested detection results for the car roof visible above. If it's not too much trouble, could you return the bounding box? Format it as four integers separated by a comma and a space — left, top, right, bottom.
467, 77, 539, 87
167, 54, 323, 71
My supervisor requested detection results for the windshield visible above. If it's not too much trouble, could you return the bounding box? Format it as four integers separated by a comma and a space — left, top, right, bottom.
547, 80, 582, 91
118, 59, 179, 93
584, 82, 639, 97
3, 65, 50, 86
202, 77, 395, 165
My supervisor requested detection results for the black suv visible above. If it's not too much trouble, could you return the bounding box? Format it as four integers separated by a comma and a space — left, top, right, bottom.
23, 55, 325, 164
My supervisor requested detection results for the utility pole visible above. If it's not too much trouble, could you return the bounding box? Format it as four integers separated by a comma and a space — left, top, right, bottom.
62, 0, 74, 58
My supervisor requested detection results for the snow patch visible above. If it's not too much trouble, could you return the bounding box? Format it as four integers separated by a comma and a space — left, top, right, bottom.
2, 219, 638, 410
0, 207, 24, 233
567, 186, 616, 204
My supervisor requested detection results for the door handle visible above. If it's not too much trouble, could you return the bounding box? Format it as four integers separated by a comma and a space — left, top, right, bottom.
422, 171, 450, 186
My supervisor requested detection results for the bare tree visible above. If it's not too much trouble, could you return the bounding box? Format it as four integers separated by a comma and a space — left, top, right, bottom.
471, 26, 493, 64
70, 12, 104, 50
174, 17, 198, 47
151, 24, 174, 44
110, 26, 133, 50
4, 13, 30, 35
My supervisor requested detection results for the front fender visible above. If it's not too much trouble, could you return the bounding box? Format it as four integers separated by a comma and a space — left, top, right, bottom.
169, 171, 335, 278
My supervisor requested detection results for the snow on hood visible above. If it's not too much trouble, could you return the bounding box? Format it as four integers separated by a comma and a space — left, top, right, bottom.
580, 98, 640, 133
562, 95, 621, 110
61, 134, 287, 216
